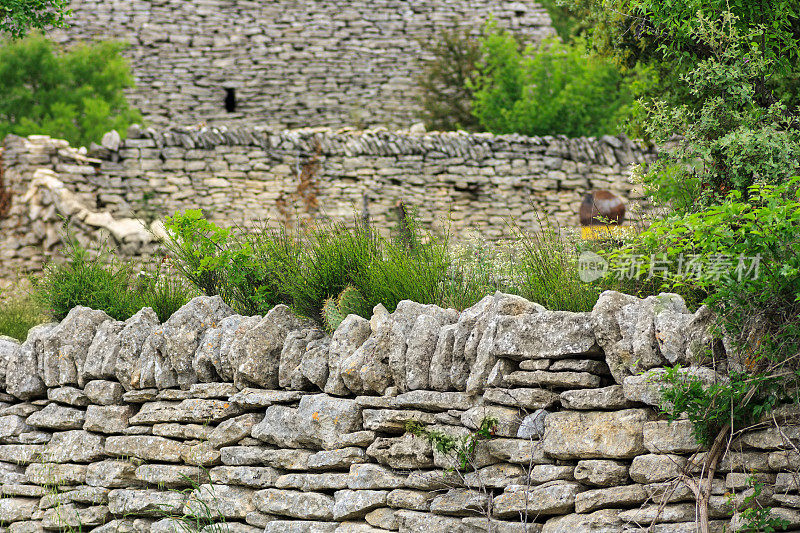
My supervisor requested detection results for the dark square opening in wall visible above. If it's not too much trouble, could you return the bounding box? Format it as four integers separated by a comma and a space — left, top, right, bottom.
224, 88, 237, 112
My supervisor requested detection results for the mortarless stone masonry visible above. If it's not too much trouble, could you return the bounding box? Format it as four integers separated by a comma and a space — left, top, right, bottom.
0, 126, 655, 279
47, 0, 554, 129
0, 291, 797, 531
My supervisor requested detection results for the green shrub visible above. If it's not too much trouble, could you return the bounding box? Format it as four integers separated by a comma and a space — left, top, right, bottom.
0, 34, 141, 147
33, 238, 191, 322
33, 240, 141, 321
0, 296, 45, 341
470, 27, 632, 137
0, 0, 70, 39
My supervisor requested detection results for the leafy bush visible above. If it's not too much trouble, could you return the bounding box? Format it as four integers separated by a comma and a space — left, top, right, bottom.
0, 296, 45, 341
0, 34, 141, 147
33, 239, 191, 322
470, 28, 632, 137
0, 0, 70, 39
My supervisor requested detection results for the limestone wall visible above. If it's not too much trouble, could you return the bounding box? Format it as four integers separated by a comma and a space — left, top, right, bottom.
0, 291, 797, 532
0, 127, 654, 278
46, 0, 554, 129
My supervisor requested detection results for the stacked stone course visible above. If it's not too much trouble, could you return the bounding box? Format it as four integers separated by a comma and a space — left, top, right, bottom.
47, 0, 554, 129
0, 127, 654, 279
0, 290, 797, 532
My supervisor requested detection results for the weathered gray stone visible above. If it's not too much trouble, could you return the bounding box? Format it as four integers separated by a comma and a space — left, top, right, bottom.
184, 484, 256, 519
47, 386, 89, 406
0, 336, 20, 390
26, 403, 84, 430
308, 447, 367, 471
301, 336, 332, 391
484, 439, 553, 465
128, 398, 243, 425
41, 504, 110, 529
41, 306, 111, 388
334, 490, 388, 520
393, 390, 473, 412
208, 412, 263, 448
348, 464, 407, 490
573, 460, 629, 487
493, 482, 586, 518
394, 509, 469, 533
221, 446, 312, 470
406, 314, 448, 391
0, 461, 25, 484
541, 509, 623, 533
406, 469, 464, 491
643, 420, 704, 454
430, 488, 488, 516
461, 405, 521, 438
327, 314, 372, 395
263, 521, 336, 533
84, 380, 124, 405
629, 454, 687, 484
560, 385, 632, 410
492, 311, 598, 361
367, 435, 433, 469
386, 489, 434, 511
0, 444, 45, 465
209, 466, 280, 488
365, 507, 399, 531
483, 388, 559, 410
341, 335, 377, 395
0, 498, 38, 522
41, 430, 106, 463
573, 484, 647, 513
134, 464, 209, 488
464, 464, 526, 489
542, 409, 648, 459
26, 463, 87, 485
108, 489, 186, 516
83, 320, 125, 382
505, 370, 601, 389
228, 388, 303, 408
231, 305, 309, 389
7, 324, 56, 400
105, 435, 188, 462
114, 308, 160, 391
252, 393, 363, 450
193, 314, 257, 383
181, 441, 222, 467
463, 517, 543, 533
152, 422, 212, 440
363, 409, 436, 434
279, 327, 324, 390
527, 465, 576, 484
0, 414, 32, 442
654, 304, 715, 365
90, 518, 155, 533
254, 488, 334, 520
429, 324, 456, 392
517, 409, 549, 439
84, 405, 137, 434
85, 460, 140, 488
591, 292, 688, 383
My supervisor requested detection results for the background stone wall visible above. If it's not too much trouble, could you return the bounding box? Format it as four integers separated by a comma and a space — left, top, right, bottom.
47, 0, 554, 130
0, 291, 797, 532
0, 126, 654, 279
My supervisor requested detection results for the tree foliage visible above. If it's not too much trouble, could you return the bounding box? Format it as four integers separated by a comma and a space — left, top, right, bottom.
0, 34, 142, 147
0, 0, 69, 39
470, 27, 632, 137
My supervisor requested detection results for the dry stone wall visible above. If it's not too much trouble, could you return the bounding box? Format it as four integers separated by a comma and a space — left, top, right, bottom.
47, 0, 554, 129
0, 126, 653, 278
0, 291, 798, 532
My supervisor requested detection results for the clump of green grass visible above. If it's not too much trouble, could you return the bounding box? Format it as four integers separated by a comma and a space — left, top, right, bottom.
0, 296, 46, 341
32, 237, 193, 323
